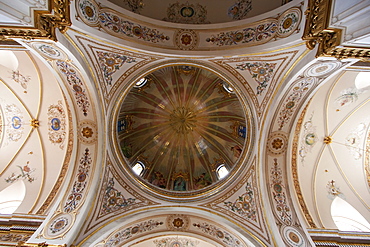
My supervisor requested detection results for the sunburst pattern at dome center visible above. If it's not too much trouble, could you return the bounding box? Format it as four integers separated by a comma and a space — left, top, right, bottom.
117, 65, 249, 193
170, 107, 197, 134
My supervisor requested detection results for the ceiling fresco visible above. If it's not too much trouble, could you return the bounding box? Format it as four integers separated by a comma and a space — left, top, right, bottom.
116, 65, 251, 194
1, 0, 370, 246
108, 0, 290, 24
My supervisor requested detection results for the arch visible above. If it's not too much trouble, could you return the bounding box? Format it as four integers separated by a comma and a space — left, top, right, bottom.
0, 180, 26, 214
331, 197, 370, 232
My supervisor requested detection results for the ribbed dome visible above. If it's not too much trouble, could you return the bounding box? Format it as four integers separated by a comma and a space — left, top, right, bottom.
117, 65, 249, 193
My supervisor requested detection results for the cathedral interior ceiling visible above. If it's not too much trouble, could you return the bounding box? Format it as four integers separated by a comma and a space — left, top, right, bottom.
1, 0, 370, 246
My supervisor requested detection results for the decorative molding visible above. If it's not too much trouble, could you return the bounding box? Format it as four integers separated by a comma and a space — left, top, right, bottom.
292, 104, 317, 228
193, 222, 242, 246
302, 0, 370, 60
103, 220, 164, 246
63, 148, 92, 213
0, 0, 71, 41
206, 7, 301, 47
37, 96, 74, 215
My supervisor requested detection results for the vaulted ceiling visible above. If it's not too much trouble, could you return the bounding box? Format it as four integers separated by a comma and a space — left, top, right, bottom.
0, 0, 370, 246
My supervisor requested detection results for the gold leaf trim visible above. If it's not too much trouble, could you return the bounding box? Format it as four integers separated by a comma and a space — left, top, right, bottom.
302, 0, 370, 60
0, 0, 71, 41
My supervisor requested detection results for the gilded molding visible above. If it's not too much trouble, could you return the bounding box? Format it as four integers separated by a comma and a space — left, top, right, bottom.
292, 103, 317, 228
0, 0, 71, 41
302, 0, 370, 60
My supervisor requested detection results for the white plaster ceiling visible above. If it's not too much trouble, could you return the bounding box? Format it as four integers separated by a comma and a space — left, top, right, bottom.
296, 68, 370, 229
0, 50, 68, 215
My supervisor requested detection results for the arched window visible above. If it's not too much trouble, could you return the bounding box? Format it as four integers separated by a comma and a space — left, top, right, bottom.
222, 82, 234, 94
132, 161, 145, 176
216, 164, 229, 179
331, 197, 370, 232
0, 180, 26, 214
355, 72, 370, 90
134, 77, 148, 88
0, 50, 18, 71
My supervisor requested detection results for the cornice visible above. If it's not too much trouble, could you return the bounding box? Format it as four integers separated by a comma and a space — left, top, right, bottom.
302, 0, 370, 60
0, 0, 71, 41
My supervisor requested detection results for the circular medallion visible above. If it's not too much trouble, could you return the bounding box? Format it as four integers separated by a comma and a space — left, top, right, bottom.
51, 118, 61, 131
305, 133, 316, 145
116, 65, 251, 197
305, 61, 342, 77
282, 226, 305, 246
234, 32, 244, 43
44, 213, 74, 239
12, 116, 22, 129
77, 120, 97, 145
167, 215, 190, 231
174, 29, 198, 50
267, 131, 288, 156
277, 8, 301, 38
77, 0, 99, 25
31, 42, 66, 61
133, 26, 143, 37
180, 7, 194, 17
286, 101, 295, 109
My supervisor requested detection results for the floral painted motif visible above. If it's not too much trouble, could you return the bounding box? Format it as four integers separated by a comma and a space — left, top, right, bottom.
174, 29, 198, 50
193, 223, 241, 247
5, 164, 35, 183
104, 220, 163, 246
97, 51, 136, 85
335, 87, 360, 107
122, 0, 144, 13
11, 70, 30, 93
271, 158, 292, 225
278, 77, 315, 130
345, 122, 367, 160
4, 104, 23, 143
326, 180, 344, 199
206, 22, 278, 46
49, 216, 69, 234
163, 1, 210, 24
154, 237, 199, 247
224, 182, 256, 221
101, 177, 136, 214
64, 148, 91, 213
236, 62, 276, 95
48, 101, 66, 149
0, 233, 31, 242
299, 113, 317, 162
228, 0, 252, 20
56, 61, 90, 116
79, 0, 99, 24
99, 12, 170, 43
278, 11, 299, 37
